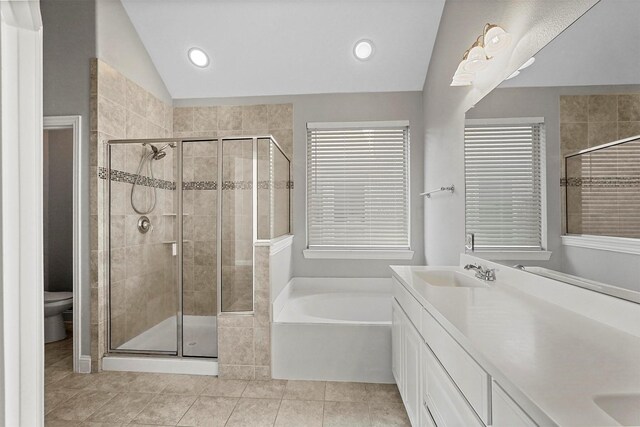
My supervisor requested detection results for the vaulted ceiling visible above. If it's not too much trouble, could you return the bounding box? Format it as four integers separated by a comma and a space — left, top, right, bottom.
122, 0, 445, 99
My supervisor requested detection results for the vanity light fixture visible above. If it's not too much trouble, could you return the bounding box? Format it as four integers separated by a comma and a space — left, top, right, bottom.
354, 39, 374, 61
188, 47, 210, 68
451, 23, 512, 86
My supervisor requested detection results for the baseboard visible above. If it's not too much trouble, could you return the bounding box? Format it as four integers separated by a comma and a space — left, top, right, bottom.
77, 355, 92, 374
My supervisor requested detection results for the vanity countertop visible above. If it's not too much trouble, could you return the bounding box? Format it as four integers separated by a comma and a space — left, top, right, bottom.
390, 264, 640, 427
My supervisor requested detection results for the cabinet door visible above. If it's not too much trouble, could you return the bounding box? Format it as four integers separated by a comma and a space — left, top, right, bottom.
403, 317, 422, 427
492, 381, 537, 427
392, 299, 404, 389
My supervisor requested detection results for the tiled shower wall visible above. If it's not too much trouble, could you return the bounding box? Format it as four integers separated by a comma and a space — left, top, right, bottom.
91, 59, 174, 370
561, 93, 640, 236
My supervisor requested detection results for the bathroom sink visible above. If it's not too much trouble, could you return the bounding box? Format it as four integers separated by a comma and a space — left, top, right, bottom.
413, 270, 488, 288
593, 394, 640, 426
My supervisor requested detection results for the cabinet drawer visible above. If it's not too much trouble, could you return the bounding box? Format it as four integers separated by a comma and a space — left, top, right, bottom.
424, 345, 484, 427
393, 277, 422, 331
422, 308, 490, 424
492, 381, 537, 427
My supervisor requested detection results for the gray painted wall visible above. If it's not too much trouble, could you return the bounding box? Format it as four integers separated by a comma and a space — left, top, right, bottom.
469, 85, 640, 291
43, 128, 74, 292
176, 91, 425, 278
42, 0, 96, 355
95, 0, 171, 103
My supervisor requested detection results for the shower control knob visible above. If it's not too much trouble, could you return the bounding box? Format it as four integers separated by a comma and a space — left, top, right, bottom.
137, 216, 152, 234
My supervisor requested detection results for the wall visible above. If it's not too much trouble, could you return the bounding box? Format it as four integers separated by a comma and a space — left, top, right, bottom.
467, 85, 640, 290
43, 128, 74, 292
95, 0, 171, 104
41, 0, 96, 356
175, 91, 425, 277
422, 0, 599, 266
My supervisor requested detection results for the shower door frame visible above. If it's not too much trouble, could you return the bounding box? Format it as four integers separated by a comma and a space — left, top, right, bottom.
105, 135, 285, 358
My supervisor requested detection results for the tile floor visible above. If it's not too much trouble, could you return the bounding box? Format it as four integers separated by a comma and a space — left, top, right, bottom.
45, 336, 410, 426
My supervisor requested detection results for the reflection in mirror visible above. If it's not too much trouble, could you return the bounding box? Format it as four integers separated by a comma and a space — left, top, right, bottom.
464, 0, 640, 300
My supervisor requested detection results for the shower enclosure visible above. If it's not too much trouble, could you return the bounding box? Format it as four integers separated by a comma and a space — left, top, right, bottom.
105, 136, 290, 359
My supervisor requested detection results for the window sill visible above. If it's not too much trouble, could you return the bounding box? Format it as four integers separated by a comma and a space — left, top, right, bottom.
303, 249, 414, 260
468, 250, 552, 261
561, 234, 640, 255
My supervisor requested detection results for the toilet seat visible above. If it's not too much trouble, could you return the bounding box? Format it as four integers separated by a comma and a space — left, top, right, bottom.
44, 291, 73, 303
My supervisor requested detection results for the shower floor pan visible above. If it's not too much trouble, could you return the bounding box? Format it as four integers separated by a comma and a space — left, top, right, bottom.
116, 315, 217, 357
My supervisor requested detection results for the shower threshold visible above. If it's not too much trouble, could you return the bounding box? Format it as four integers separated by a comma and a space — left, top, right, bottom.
115, 315, 217, 357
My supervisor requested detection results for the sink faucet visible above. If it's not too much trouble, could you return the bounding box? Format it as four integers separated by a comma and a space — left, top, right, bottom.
464, 264, 496, 281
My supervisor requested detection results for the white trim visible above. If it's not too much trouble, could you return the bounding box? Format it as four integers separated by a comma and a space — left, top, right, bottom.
77, 356, 92, 374
468, 250, 552, 261
102, 355, 218, 376
465, 117, 545, 125
307, 120, 410, 129
270, 234, 293, 256
0, 2, 44, 425
43, 115, 85, 374
561, 234, 640, 255
303, 249, 414, 260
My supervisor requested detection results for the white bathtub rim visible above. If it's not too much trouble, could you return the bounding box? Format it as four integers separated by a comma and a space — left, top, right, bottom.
272, 277, 393, 324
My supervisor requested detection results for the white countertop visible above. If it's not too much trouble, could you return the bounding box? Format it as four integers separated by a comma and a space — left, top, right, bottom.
390, 264, 640, 426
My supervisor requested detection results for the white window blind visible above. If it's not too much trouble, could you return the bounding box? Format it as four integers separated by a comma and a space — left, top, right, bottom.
465, 121, 544, 251
307, 122, 410, 250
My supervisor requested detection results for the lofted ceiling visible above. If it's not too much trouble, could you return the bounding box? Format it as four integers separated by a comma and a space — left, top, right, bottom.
500, 0, 640, 88
121, 0, 445, 99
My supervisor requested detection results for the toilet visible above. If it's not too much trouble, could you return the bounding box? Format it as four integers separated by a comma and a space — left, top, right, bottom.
44, 291, 73, 343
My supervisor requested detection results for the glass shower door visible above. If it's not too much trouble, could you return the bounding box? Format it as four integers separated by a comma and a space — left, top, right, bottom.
108, 141, 179, 354
182, 139, 218, 357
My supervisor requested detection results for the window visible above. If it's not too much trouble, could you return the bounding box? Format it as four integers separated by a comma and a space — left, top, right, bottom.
306, 121, 411, 257
464, 119, 545, 252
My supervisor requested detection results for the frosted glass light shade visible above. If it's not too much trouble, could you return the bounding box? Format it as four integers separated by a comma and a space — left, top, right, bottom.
452, 60, 474, 86
463, 46, 488, 72
484, 26, 512, 56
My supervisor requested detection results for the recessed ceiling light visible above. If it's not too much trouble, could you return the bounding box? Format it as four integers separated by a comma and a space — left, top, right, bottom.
354, 39, 374, 61
518, 57, 535, 70
188, 47, 209, 68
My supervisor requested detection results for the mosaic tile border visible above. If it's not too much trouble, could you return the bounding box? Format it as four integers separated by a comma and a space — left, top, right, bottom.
98, 168, 292, 191
561, 177, 640, 187
99, 167, 218, 190
98, 167, 175, 190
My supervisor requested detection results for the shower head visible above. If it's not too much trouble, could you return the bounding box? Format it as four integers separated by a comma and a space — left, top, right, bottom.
146, 143, 171, 160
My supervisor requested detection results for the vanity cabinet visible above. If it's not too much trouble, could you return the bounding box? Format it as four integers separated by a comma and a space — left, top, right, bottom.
392, 299, 422, 427
391, 277, 538, 427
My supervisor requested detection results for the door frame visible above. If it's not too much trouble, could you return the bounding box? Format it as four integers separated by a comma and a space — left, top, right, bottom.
0, 1, 44, 425
43, 115, 87, 374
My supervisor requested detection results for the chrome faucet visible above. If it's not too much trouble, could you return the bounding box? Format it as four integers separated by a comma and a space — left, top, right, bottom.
464, 264, 496, 281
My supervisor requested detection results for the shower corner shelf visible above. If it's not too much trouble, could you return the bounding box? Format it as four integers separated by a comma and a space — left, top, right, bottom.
162, 213, 190, 216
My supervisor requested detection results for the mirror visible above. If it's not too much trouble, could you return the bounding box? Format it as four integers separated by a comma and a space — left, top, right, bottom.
464, 0, 640, 303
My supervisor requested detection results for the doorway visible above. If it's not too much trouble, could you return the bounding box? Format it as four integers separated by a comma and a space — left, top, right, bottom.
43, 116, 85, 373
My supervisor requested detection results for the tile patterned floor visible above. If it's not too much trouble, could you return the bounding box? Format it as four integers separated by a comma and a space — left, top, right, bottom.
45, 337, 410, 426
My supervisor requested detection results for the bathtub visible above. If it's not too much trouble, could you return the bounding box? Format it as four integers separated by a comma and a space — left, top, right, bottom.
272, 277, 394, 383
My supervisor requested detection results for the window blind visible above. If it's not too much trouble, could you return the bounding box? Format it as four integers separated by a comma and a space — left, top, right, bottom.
464, 122, 544, 251
307, 122, 410, 250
